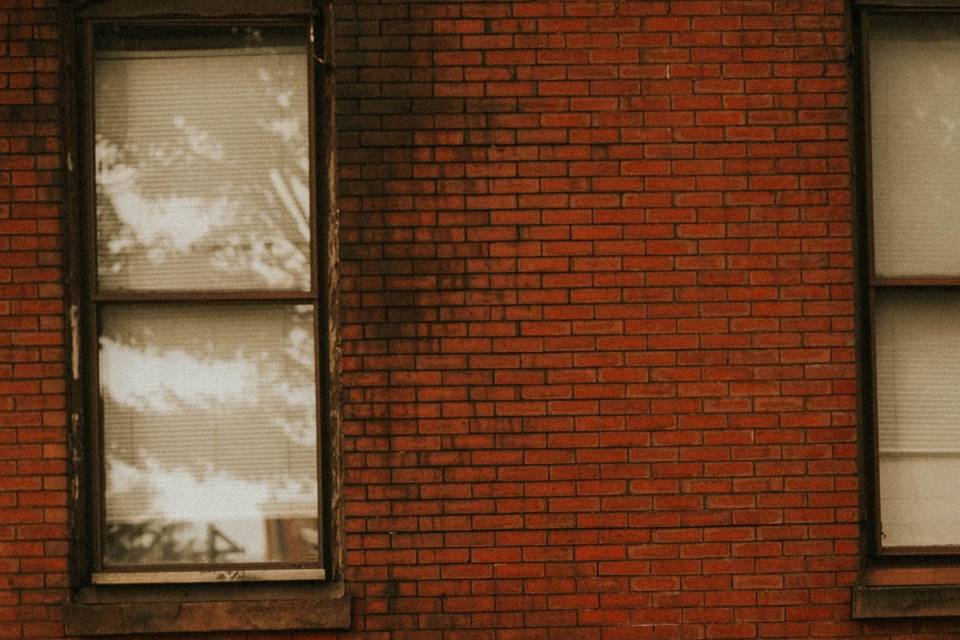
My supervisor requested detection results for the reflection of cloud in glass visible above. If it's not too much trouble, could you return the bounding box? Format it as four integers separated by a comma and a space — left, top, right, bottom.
108, 457, 318, 561
100, 338, 257, 412
97, 136, 236, 255
101, 327, 313, 411
110, 457, 270, 520
109, 457, 317, 519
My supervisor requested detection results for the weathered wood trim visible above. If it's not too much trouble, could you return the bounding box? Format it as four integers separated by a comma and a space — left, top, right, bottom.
861, 565, 960, 586
64, 594, 350, 635
60, 0, 92, 593
92, 568, 326, 585
318, 0, 344, 584
75, 0, 310, 19
854, 583, 960, 618
856, 0, 960, 7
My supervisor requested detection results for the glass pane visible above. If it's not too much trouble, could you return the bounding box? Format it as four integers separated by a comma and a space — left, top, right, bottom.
876, 290, 960, 546
869, 15, 960, 277
99, 304, 318, 566
94, 25, 311, 291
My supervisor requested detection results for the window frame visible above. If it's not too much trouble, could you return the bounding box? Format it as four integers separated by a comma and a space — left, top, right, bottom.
856, 0, 960, 560
853, 0, 960, 619
62, 0, 345, 633
89, 16, 326, 583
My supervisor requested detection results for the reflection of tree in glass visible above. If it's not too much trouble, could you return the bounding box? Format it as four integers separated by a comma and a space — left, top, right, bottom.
105, 521, 247, 565
208, 63, 310, 289
104, 520, 204, 565
267, 324, 317, 447
96, 135, 238, 261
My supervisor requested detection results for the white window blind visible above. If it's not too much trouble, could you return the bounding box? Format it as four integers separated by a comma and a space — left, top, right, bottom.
869, 13, 960, 549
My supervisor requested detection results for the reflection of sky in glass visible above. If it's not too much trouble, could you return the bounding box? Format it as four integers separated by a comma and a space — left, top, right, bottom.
94, 38, 310, 291
100, 305, 318, 565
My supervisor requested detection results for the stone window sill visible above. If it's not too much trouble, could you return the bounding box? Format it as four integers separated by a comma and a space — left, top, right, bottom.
64, 582, 350, 635
854, 566, 960, 618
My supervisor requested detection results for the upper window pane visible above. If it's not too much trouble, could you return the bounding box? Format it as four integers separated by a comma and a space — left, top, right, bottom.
869, 14, 960, 278
93, 24, 311, 291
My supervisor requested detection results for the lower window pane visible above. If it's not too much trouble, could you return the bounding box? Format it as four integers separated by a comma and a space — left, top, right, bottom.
876, 289, 960, 547
98, 303, 318, 566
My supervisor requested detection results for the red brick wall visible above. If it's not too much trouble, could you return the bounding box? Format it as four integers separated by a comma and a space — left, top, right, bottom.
2, 0, 960, 638
336, 0, 864, 638
0, 2, 68, 639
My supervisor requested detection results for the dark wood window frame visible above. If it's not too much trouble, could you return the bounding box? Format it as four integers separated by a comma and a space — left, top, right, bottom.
60, 0, 347, 633
853, 0, 960, 618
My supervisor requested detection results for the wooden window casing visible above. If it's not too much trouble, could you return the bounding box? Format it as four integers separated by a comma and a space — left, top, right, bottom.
858, 2, 960, 559
62, 0, 346, 633
854, 0, 960, 619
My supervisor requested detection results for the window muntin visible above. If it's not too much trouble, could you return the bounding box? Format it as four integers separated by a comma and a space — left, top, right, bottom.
86, 20, 323, 577
866, 11, 960, 551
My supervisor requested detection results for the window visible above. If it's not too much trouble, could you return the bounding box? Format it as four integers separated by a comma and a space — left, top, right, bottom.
64, 0, 344, 634
862, 8, 960, 555
92, 21, 323, 578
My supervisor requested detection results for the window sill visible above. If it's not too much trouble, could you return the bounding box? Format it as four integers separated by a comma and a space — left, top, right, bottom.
64, 582, 350, 635
854, 566, 960, 618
